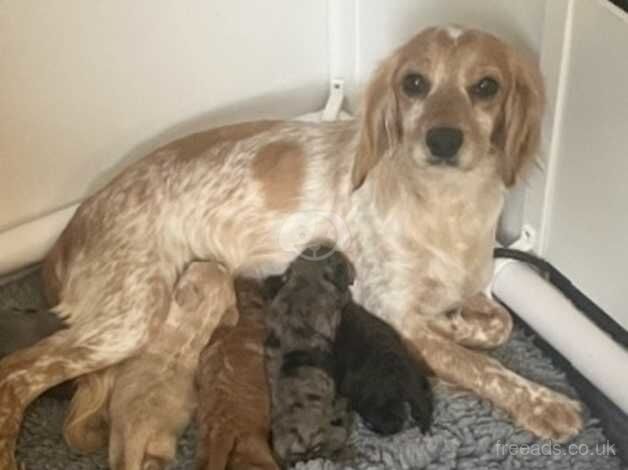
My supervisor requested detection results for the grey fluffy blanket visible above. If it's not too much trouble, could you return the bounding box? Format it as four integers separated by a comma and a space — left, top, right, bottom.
1, 269, 623, 470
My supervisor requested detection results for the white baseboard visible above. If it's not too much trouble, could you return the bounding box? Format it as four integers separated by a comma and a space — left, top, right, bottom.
0, 204, 78, 276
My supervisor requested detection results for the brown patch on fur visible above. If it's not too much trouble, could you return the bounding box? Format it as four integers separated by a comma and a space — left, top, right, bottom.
252, 141, 305, 212
163, 121, 279, 162
196, 278, 279, 470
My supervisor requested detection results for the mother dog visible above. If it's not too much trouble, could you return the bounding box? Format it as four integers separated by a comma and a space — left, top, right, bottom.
0, 26, 582, 468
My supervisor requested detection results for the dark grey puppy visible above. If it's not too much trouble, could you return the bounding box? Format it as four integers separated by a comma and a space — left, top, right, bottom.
263, 245, 354, 467
334, 301, 433, 435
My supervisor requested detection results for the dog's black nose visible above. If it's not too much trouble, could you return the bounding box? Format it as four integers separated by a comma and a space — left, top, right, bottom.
426, 127, 463, 161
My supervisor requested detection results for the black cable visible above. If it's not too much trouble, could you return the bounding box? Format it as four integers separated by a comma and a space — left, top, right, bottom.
609, 0, 628, 14
494, 248, 628, 349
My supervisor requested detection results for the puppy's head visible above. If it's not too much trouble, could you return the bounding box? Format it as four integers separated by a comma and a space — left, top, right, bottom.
174, 260, 236, 317
353, 25, 545, 189
269, 244, 355, 295
264, 244, 354, 340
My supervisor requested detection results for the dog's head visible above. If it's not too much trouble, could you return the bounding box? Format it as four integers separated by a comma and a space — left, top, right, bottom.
353, 26, 545, 189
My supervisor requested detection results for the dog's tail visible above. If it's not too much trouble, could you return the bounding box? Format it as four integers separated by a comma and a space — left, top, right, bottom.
63, 368, 115, 452
198, 426, 237, 470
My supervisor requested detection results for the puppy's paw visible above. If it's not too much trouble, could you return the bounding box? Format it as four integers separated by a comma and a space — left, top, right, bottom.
361, 402, 406, 435
410, 399, 433, 433
515, 392, 583, 443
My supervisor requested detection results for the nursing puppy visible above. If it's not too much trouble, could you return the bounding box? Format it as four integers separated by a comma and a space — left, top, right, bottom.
335, 301, 434, 435
196, 277, 279, 470
63, 261, 237, 470
263, 245, 354, 467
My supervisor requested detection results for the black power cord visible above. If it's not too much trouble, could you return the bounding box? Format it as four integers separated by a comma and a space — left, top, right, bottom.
609, 0, 628, 13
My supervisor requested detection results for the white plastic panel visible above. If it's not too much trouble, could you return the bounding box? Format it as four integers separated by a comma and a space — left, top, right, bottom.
542, 0, 628, 330
0, 0, 328, 233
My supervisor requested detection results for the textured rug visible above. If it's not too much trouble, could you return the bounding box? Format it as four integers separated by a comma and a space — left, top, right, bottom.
1, 269, 624, 470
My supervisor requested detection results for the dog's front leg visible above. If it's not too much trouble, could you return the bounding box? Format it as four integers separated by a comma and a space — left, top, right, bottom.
405, 327, 583, 442
427, 292, 513, 349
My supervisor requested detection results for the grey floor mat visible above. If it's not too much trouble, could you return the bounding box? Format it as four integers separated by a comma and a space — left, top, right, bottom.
1, 269, 625, 470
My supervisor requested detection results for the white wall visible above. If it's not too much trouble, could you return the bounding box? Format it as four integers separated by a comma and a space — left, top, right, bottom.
536, 0, 628, 330
0, 0, 329, 273
329, 0, 547, 108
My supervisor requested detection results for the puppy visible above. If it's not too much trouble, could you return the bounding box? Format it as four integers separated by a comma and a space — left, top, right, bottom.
263, 245, 354, 467
196, 277, 279, 470
63, 261, 237, 470
334, 301, 433, 435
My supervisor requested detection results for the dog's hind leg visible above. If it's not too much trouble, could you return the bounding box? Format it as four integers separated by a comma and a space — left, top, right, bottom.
0, 270, 174, 470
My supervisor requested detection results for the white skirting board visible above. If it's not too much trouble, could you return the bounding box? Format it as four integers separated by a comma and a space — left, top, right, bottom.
491, 259, 628, 414
0, 204, 78, 276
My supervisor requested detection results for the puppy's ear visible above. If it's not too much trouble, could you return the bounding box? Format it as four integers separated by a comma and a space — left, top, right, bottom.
325, 253, 355, 290
493, 53, 545, 187
262, 275, 285, 300
353, 57, 402, 190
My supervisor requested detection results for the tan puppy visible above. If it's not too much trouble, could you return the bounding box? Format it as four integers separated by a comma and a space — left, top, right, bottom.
196, 278, 279, 470
63, 261, 237, 470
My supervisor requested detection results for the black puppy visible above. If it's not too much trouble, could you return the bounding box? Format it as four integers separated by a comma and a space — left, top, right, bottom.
334, 300, 433, 435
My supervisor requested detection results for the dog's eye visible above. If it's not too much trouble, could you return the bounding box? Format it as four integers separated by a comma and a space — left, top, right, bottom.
402, 73, 430, 97
469, 77, 499, 99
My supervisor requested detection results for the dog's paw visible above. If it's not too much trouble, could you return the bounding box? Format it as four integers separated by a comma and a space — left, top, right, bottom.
515, 392, 583, 442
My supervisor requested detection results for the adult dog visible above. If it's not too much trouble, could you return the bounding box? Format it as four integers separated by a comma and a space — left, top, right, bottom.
0, 26, 582, 468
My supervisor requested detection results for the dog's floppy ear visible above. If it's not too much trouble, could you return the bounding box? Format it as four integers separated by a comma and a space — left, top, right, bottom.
494, 53, 545, 187
353, 58, 402, 190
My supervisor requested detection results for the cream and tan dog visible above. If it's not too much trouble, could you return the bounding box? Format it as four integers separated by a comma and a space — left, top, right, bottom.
63, 261, 237, 470
195, 277, 278, 470
0, 26, 583, 469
